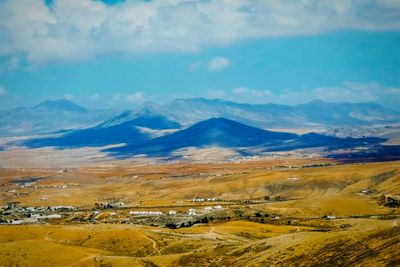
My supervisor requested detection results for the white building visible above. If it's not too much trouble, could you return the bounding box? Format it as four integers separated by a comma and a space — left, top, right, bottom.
129, 211, 163, 216
168, 210, 177, 215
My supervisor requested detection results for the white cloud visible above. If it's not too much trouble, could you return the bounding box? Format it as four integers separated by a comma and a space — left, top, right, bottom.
208, 57, 231, 72
2, 0, 400, 64
0, 86, 6, 96
233, 87, 271, 98
126, 92, 144, 103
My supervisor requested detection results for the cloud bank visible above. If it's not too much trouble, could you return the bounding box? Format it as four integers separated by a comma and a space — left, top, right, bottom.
1, 0, 400, 63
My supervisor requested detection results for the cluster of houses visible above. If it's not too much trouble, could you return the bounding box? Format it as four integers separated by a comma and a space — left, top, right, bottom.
192, 197, 218, 202
125, 206, 223, 218
0, 202, 67, 225
127, 210, 181, 216
3, 202, 76, 213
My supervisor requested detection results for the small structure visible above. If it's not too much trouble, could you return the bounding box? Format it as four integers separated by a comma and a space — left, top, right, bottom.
49, 206, 76, 211
192, 197, 205, 202
214, 205, 223, 209
168, 210, 177, 215
7, 202, 19, 210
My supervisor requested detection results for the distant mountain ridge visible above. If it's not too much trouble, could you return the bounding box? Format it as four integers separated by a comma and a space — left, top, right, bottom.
1, 98, 399, 137
0, 99, 121, 137
155, 98, 400, 128
33, 99, 88, 113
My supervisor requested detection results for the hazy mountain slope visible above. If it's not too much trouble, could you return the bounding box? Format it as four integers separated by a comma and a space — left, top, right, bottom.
0, 99, 120, 137
162, 98, 303, 127
154, 98, 400, 128
99, 102, 180, 129
296, 99, 400, 126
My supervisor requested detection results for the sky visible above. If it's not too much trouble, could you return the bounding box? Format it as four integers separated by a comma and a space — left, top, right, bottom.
0, 0, 400, 110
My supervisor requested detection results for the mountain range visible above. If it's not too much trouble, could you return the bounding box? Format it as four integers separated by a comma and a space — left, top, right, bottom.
1, 98, 399, 160
24, 115, 384, 160
104, 118, 383, 157
1, 98, 399, 137
151, 98, 400, 128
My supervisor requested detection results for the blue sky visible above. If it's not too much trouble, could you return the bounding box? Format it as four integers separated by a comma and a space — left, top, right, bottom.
0, 0, 400, 110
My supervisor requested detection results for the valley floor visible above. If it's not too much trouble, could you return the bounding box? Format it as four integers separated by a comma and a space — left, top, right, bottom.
0, 159, 399, 266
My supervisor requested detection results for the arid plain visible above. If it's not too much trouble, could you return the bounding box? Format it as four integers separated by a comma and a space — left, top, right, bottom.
1, 158, 399, 266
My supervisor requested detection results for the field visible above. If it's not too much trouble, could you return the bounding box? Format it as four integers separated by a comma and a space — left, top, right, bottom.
1, 159, 400, 266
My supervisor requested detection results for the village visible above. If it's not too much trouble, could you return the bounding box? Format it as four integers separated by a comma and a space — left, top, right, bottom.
2, 192, 399, 229
0, 194, 273, 227
1, 168, 400, 229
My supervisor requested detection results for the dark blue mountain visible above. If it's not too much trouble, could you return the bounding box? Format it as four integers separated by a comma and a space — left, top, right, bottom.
24, 120, 151, 148
106, 118, 298, 156
105, 117, 386, 157
23, 111, 181, 148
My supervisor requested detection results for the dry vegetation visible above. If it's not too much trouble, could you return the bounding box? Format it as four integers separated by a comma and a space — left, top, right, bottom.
0, 158, 399, 266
